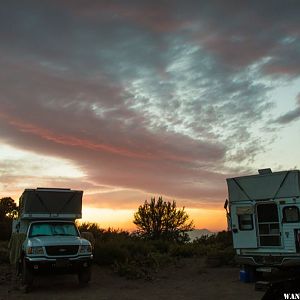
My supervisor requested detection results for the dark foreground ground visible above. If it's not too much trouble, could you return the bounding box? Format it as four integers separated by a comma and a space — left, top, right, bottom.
0, 258, 264, 300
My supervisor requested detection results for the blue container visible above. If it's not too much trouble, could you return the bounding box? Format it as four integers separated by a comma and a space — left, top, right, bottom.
240, 269, 251, 283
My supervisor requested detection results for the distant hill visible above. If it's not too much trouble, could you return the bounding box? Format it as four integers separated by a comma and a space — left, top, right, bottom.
187, 229, 215, 241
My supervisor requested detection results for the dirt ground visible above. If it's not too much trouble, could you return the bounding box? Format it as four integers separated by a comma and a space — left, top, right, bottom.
0, 258, 264, 300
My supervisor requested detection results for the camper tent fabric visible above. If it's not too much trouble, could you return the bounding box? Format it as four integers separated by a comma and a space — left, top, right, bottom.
19, 189, 83, 219
227, 170, 300, 202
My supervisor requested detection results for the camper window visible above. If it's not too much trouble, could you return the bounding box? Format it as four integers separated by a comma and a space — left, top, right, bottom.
283, 206, 300, 223
238, 214, 253, 230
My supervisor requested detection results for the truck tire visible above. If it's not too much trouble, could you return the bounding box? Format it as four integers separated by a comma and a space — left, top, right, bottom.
21, 259, 34, 292
78, 266, 91, 286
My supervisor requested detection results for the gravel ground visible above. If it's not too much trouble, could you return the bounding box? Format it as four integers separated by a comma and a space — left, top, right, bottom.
0, 258, 264, 300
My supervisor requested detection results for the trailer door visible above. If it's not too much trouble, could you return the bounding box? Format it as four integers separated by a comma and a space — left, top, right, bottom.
231, 204, 258, 248
256, 202, 281, 247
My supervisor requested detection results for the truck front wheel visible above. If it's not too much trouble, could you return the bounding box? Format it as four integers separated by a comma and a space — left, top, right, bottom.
78, 266, 91, 286
21, 259, 34, 292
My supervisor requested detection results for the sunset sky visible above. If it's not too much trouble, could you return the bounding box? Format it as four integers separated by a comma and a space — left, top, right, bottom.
1, 1, 300, 231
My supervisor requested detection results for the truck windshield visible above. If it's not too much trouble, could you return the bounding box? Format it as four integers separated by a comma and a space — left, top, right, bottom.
29, 222, 79, 237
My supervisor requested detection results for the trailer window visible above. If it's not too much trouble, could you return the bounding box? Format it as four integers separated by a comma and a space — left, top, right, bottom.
257, 204, 279, 222
283, 206, 300, 223
238, 214, 253, 230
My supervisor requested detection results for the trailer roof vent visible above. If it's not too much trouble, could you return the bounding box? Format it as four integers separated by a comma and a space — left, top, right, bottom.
258, 168, 272, 175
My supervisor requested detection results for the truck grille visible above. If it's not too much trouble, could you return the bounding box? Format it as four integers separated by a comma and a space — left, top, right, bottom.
45, 245, 79, 256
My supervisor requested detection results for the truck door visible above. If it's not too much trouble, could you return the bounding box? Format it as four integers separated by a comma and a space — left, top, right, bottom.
230, 204, 258, 248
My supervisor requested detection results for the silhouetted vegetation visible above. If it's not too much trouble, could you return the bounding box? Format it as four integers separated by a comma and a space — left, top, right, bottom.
78, 221, 235, 279
193, 231, 235, 267
0, 197, 18, 241
133, 197, 194, 242
0, 241, 9, 263
0, 195, 235, 280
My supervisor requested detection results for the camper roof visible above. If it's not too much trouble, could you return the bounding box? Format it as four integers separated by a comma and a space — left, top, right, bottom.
19, 188, 83, 220
227, 170, 300, 202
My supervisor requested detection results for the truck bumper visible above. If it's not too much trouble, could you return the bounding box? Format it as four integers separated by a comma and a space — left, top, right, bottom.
236, 255, 300, 267
25, 255, 93, 273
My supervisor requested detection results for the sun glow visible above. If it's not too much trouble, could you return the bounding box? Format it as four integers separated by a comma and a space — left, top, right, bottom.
81, 206, 227, 232
186, 208, 227, 232
81, 207, 137, 231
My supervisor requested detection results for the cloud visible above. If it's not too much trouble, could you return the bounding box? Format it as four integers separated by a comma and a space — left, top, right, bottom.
274, 94, 300, 124
275, 107, 300, 124
186, 1, 300, 74
0, 0, 299, 208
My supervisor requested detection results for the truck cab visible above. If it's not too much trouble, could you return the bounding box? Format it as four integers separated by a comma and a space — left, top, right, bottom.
10, 188, 93, 291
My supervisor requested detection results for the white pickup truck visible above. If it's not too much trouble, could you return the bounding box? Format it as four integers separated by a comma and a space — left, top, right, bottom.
9, 188, 93, 291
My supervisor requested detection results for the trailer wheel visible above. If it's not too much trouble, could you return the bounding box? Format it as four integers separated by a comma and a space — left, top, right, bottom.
21, 259, 34, 292
78, 266, 91, 287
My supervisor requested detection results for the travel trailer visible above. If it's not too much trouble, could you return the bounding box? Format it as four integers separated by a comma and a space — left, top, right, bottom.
9, 188, 93, 292
226, 169, 300, 275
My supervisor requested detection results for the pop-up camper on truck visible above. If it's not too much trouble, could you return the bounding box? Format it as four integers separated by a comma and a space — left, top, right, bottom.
9, 188, 93, 292
226, 169, 300, 279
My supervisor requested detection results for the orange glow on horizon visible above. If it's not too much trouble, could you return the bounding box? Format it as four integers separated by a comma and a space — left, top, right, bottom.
81, 206, 227, 232
186, 208, 227, 232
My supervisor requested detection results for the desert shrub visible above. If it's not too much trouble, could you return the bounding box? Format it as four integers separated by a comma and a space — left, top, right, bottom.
0, 241, 9, 263
78, 222, 105, 239
149, 252, 173, 267
78, 222, 130, 242
80, 222, 234, 277
87, 224, 176, 279
170, 243, 196, 258
150, 239, 171, 253
193, 231, 232, 248
98, 228, 130, 242
213, 230, 233, 248
0, 221, 13, 241
114, 260, 144, 279
215, 246, 236, 266
92, 230, 153, 268
125, 239, 154, 257
0, 197, 18, 241
193, 231, 235, 266
133, 197, 194, 242
114, 253, 161, 280
204, 246, 236, 267
93, 240, 129, 265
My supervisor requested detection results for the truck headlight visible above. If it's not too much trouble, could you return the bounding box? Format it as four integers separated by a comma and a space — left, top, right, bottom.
27, 246, 44, 255
79, 245, 92, 254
